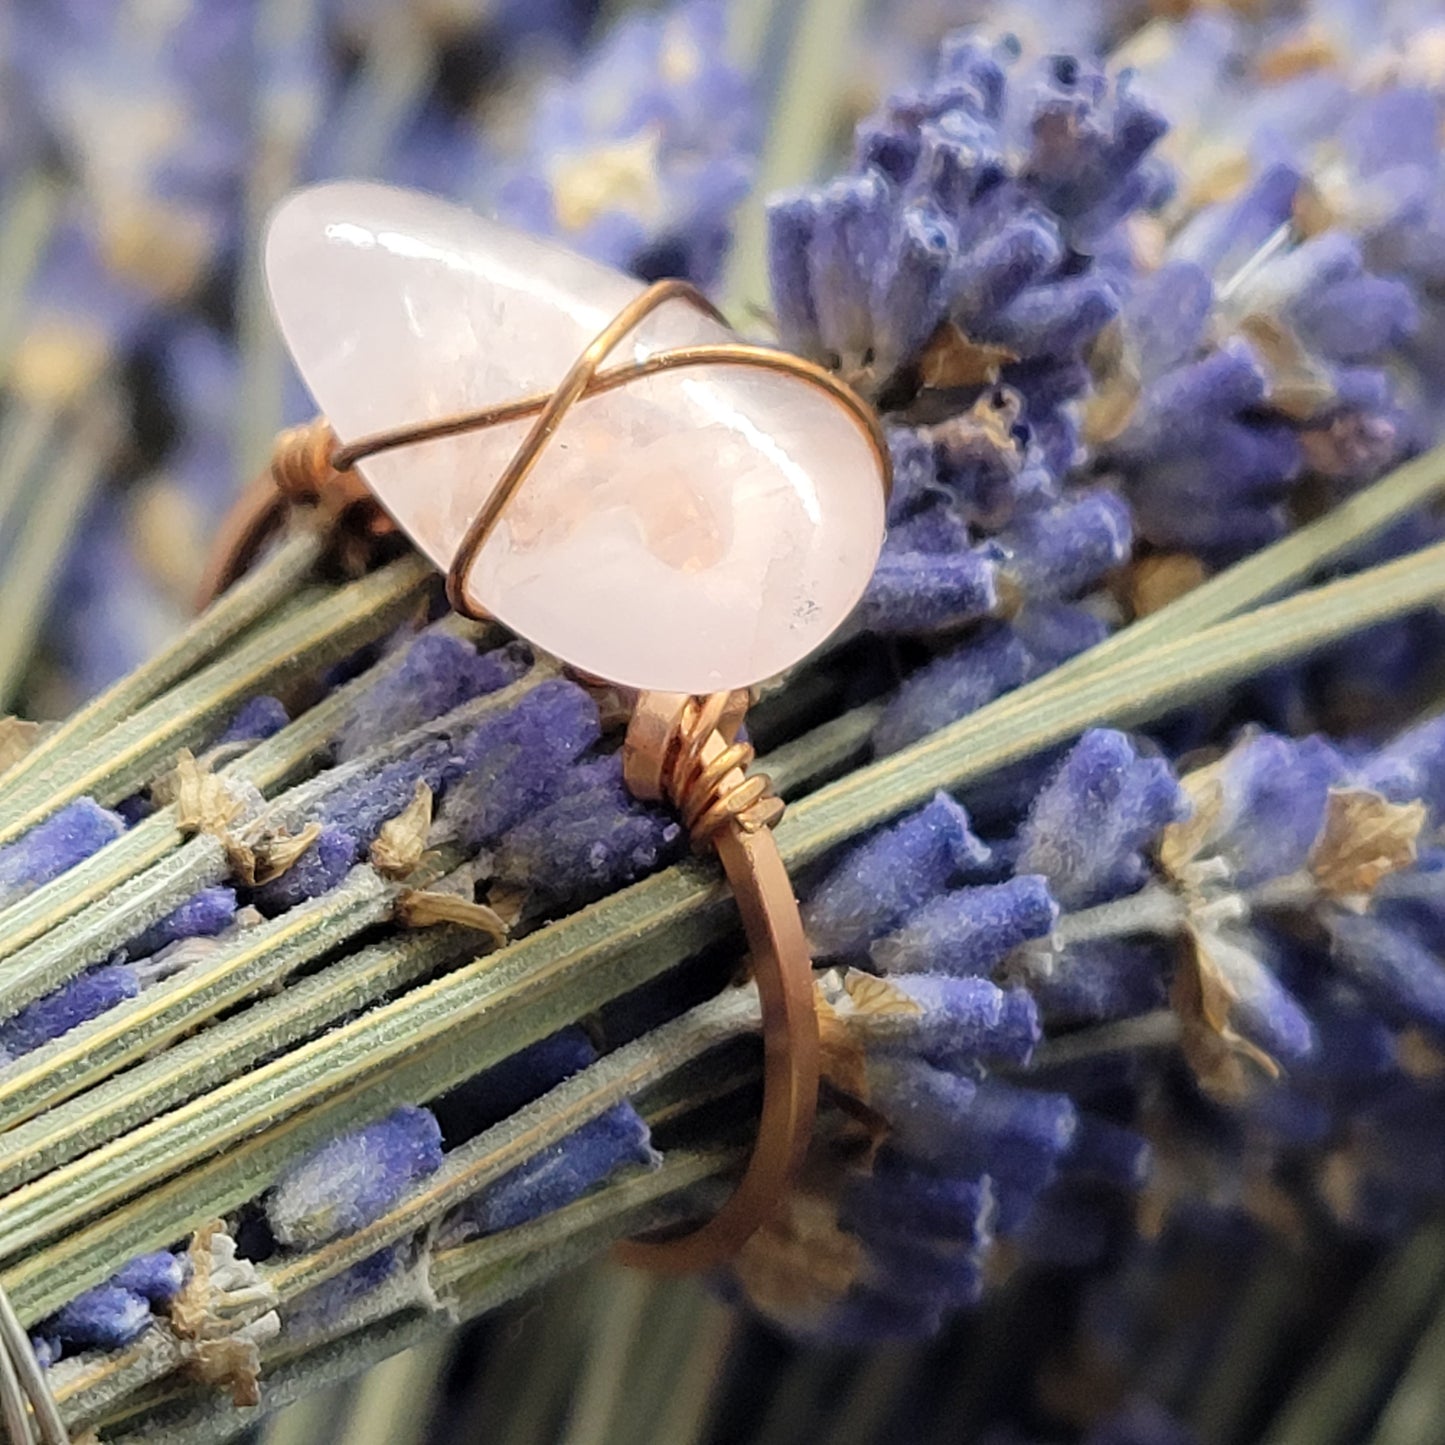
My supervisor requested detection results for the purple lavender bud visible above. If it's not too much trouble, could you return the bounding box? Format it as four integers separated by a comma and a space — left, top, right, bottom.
876, 204, 956, 371
872, 628, 1034, 756
884, 498, 971, 555
1016, 731, 1186, 908
949, 208, 1065, 323
440, 679, 601, 848
985, 490, 1132, 599
0, 965, 140, 1059
320, 743, 453, 840
989, 987, 1044, 1066
1294, 271, 1420, 361
1121, 261, 1216, 378
802, 794, 990, 957
867, 974, 1020, 1062
855, 549, 999, 633
863, 1056, 978, 1165
46, 1286, 152, 1351
267, 1107, 444, 1249
251, 830, 362, 914
766, 191, 823, 360
338, 635, 530, 763
1208, 734, 1347, 888
871, 877, 1059, 977
1362, 715, 1445, 820
282, 1249, 399, 1339
1173, 163, 1299, 277
844, 1154, 994, 1244
457, 1103, 656, 1236
1063, 1115, 1150, 1189
127, 887, 236, 957
955, 1079, 1077, 1209
215, 697, 289, 747
433, 1028, 598, 1146
809, 172, 892, 368
1029, 940, 1170, 1026
1330, 911, 1445, 1039
1011, 600, 1111, 668
492, 756, 684, 902
1201, 930, 1316, 1064
109, 1252, 188, 1304
0, 799, 126, 910
977, 273, 1120, 360
861, 1233, 983, 1307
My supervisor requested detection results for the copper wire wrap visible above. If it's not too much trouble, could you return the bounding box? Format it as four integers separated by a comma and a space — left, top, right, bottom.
202, 278, 894, 1272
614, 691, 817, 1274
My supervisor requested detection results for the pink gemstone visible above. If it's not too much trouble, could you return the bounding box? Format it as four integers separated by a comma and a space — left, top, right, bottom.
264, 182, 886, 693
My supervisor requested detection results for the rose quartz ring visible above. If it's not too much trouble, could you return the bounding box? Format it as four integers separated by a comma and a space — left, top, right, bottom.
264, 182, 888, 693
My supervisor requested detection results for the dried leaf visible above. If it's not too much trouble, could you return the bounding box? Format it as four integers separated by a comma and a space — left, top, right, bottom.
163, 751, 249, 833
398, 889, 509, 941
1309, 788, 1425, 900
840, 971, 924, 1019
732, 1190, 864, 1320
229, 822, 324, 888
1398, 1028, 1445, 1080
1082, 321, 1141, 446
1255, 27, 1341, 83
1172, 926, 1280, 1101
1126, 553, 1209, 619
370, 780, 434, 879
0, 716, 44, 772
1234, 313, 1336, 421
1157, 763, 1226, 877
814, 988, 869, 1103
918, 321, 1018, 390
486, 882, 531, 931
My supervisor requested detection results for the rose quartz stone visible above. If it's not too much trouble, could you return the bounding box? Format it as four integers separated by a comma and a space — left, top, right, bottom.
264, 182, 886, 693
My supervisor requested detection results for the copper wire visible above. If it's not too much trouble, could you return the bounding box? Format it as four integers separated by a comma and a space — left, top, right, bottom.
616, 691, 817, 1275
201, 278, 891, 616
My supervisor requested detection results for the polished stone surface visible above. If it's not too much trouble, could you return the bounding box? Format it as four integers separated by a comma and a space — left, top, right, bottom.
266, 182, 885, 692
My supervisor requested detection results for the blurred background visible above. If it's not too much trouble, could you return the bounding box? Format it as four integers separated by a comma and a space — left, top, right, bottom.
5, 2, 1445, 1443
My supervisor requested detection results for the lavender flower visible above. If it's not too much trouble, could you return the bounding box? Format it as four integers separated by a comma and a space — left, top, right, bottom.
494, 0, 755, 286
450, 1103, 657, 1237
802, 793, 990, 957
267, 1107, 444, 1249
491, 755, 684, 903
0, 799, 125, 911
0, 964, 139, 1060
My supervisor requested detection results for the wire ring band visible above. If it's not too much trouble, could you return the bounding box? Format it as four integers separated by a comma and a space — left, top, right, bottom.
0, 1279, 68, 1443
202, 279, 893, 1270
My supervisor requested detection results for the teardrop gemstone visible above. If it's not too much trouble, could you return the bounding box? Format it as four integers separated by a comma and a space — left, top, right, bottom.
264, 182, 886, 693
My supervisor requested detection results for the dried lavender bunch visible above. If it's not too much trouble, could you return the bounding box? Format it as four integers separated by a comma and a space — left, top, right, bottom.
4, 2, 1445, 1443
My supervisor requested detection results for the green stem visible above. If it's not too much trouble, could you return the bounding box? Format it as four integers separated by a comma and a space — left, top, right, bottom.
0, 553, 433, 845
0, 172, 63, 377
720, 0, 868, 323
88, 1151, 731, 1444
0, 408, 118, 710
0, 959, 751, 1322
0, 667, 544, 1017
0, 868, 401, 1143
1261, 1222, 1445, 1445
0, 527, 324, 794
0, 929, 470, 1196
